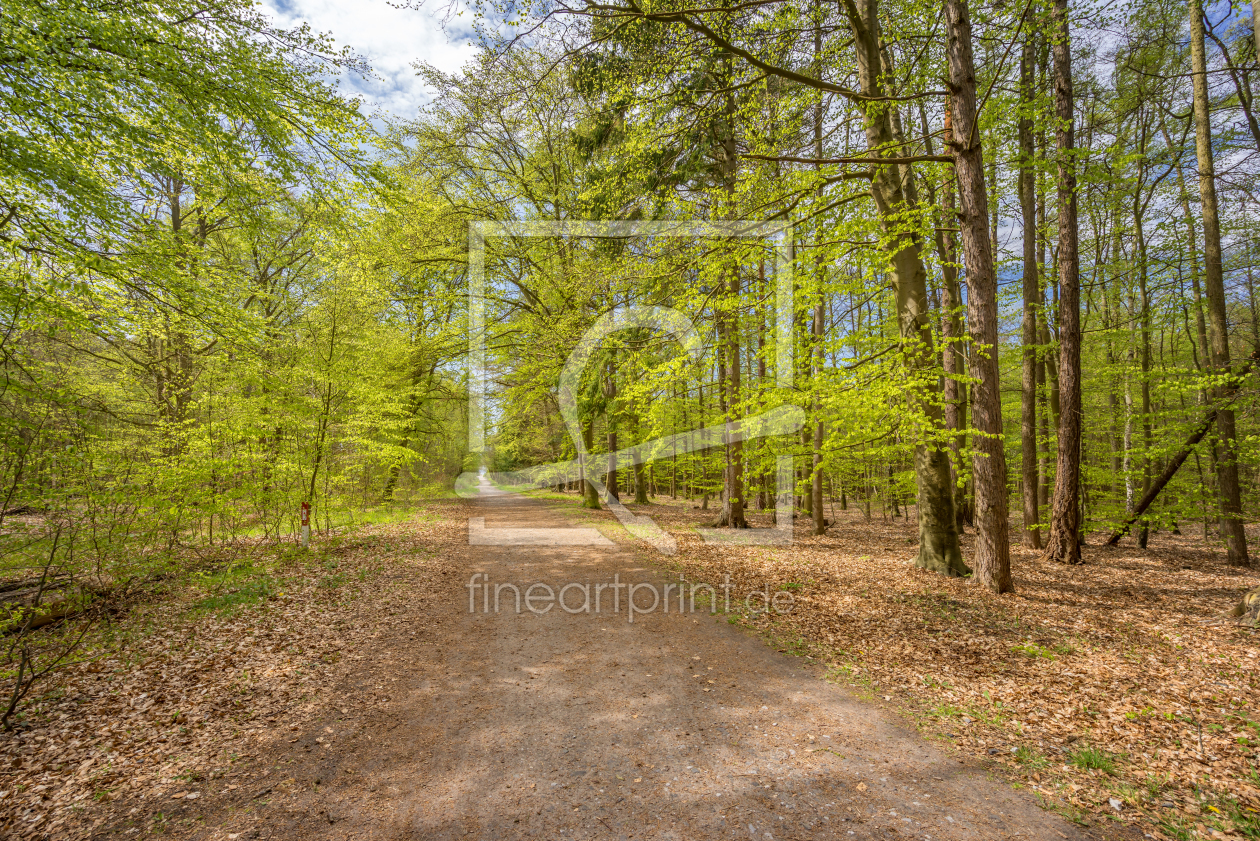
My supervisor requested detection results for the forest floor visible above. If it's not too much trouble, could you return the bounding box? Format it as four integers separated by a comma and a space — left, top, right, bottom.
0, 488, 1253, 841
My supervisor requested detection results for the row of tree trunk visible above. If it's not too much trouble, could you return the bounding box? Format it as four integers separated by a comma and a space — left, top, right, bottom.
579, 0, 1252, 584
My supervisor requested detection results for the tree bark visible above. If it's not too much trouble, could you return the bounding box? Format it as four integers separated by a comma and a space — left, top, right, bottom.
581, 417, 601, 508
1254, 0, 1260, 64
724, 264, 748, 527
1135, 172, 1153, 549
634, 459, 649, 504
712, 65, 748, 529
847, 0, 967, 576
604, 355, 619, 503
812, 26, 827, 536
1042, 0, 1084, 565
1019, 35, 1041, 550
944, 0, 1011, 591
812, 295, 825, 534
1036, 69, 1053, 515
1190, 0, 1250, 566
938, 109, 972, 531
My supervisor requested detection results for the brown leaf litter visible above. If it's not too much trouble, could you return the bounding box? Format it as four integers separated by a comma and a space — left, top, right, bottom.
613, 497, 1260, 841
0, 500, 467, 841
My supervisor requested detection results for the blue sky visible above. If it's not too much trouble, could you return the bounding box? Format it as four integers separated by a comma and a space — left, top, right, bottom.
261, 0, 478, 120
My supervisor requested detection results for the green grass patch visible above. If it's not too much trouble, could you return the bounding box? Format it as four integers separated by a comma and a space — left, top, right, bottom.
1067, 745, 1117, 774
1015, 746, 1050, 768
189, 580, 273, 615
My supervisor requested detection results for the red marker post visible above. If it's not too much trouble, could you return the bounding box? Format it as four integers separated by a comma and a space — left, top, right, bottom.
301, 501, 311, 548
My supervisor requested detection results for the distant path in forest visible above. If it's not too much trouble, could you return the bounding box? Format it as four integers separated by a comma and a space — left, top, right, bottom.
175, 489, 1113, 841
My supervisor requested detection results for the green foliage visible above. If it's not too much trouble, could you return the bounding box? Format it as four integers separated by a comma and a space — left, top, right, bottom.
0, 0, 372, 280
0, 0, 469, 727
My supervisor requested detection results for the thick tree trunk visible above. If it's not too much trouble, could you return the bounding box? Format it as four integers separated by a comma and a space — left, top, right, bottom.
581, 418, 601, 509
847, 0, 967, 576
945, 0, 1011, 591
634, 459, 649, 504
1043, 0, 1084, 565
1019, 36, 1041, 551
1190, 0, 1250, 566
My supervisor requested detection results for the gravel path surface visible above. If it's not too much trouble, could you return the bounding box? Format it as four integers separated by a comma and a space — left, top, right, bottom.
168, 489, 1109, 841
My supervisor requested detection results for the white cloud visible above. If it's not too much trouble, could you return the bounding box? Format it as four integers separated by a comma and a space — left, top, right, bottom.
260, 0, 478, 120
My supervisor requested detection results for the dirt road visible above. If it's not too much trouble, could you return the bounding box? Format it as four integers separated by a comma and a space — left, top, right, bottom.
160, 490, 1106, 841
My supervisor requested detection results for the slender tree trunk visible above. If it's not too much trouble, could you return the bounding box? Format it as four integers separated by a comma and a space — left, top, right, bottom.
1164, 118, 1222, 536
939, 108, 971, 533
1043, 0, 1084, 565
1190, 0, 1250, 566
604, 356, 619, 503
1036, 42, 1054, 516
757, 260, 770, 510
812, 34, 827, 536
945, 0, 1012, 590
1106, 289, 1123, 501
725, 265, 748, 527
1246, 247, 1260, 352
1135, 188, 1153, 548
812, 297, 825, 533
713, 70, 748, 530
1019, 36, 1041, 550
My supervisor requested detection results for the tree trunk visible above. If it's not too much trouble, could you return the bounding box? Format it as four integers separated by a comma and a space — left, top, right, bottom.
581, 417, 601, 509
1043, 0, 1084, 565
1190, 0, 1250, 566
847, 0, 967, 576
714, 265, 749, 528
811, 39, 827, 536
712, 70, 748, 530
1019, 35, 1041, 550
938, 109, 971, 532
812, 296, 825, 535
1036, 51, 1054, 516
945, 0, 1011, 591
604, 356, 619, 503
1135, 179, 1153, 549
757, 260, 770, 511
1254, 0, 1260, 64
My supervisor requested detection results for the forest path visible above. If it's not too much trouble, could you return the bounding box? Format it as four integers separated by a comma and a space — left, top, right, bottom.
179, 489, 1109, 841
